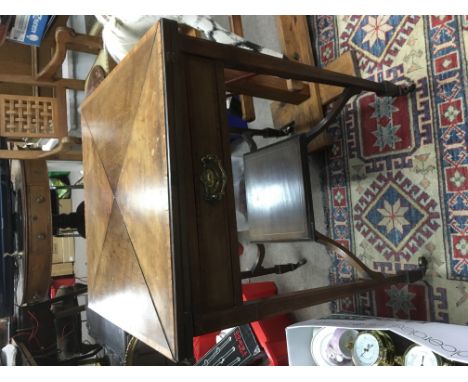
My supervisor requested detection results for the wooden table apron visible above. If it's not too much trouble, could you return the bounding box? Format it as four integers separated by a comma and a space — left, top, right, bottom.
11, 159, 53, 306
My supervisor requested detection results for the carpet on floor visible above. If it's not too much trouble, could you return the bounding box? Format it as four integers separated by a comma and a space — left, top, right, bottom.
308, 15, 468, 324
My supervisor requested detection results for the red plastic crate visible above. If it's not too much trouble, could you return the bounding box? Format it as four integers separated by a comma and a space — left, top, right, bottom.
193, 281, 293, 365
50, 276, 76, 299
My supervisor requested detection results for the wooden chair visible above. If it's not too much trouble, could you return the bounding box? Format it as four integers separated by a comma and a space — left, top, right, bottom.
0, 18, 102, 161
272, 16, 359, 153
223, 16, 360, 154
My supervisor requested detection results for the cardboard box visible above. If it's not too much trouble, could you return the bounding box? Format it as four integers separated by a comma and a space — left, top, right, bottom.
51, 262, 74, 277
58, 198, 73, 214
6, 16, 52, 47
286, 314, 468, 365
52, 237, 75, 264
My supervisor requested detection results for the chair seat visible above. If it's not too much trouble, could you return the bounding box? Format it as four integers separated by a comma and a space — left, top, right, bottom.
244, 135, 315, 242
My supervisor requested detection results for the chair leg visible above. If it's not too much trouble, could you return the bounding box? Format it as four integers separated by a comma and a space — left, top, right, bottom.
36, 27, 102, 81
240, 244, 307, 279
304, 87, 360, 144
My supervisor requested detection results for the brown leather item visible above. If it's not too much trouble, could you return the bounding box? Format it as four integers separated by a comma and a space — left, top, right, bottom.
84, 65, 106, 97
0, 16, 14, 47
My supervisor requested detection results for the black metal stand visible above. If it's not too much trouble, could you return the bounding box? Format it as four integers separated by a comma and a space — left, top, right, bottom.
240, 244, 307, 279
52, 201, 86, 238
230, 122, 295, 152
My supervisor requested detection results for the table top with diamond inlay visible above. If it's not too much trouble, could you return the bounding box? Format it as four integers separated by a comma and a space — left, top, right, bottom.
80, 22, 180, 362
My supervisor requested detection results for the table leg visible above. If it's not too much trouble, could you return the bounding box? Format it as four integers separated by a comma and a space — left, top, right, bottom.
195, 257, 427, 335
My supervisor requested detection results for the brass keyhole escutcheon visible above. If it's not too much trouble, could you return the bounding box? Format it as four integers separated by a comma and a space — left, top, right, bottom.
200, 154, 227, 201
204, 169, 215, 186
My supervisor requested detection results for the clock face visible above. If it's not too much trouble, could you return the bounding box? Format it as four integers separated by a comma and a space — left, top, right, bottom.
310, 328, 339, 366
404, 345, 440, 366
310, 328, 355, 366
352, 333, 381, 366
338, 329, 358, 359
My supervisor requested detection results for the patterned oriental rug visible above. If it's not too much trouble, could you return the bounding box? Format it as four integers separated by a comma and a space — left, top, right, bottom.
308, 16, 468, 325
